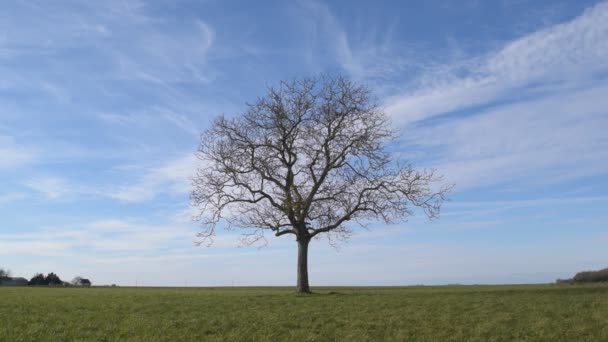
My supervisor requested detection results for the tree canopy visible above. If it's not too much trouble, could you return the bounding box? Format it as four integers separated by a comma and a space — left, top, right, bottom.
192, 75, 451, 292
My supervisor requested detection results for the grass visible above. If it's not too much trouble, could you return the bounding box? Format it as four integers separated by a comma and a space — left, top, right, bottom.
1, 284, 607, 341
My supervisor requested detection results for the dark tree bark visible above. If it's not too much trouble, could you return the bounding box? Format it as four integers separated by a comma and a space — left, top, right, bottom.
297, 237, 310, 293
191, 75, 452, 293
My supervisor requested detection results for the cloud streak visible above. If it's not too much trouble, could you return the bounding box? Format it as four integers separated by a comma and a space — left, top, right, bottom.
296, 0, 414, 85
388, 2, 608, 189
109, 153, 199, 201
0, 134, 36, 169
385, 1, 608, 124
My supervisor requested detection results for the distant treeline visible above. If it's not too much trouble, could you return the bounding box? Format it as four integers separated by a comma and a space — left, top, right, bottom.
557, 267, 608, 284
0, 268, 91, 287
28, 273, 92, 286
29, 272, 65, 286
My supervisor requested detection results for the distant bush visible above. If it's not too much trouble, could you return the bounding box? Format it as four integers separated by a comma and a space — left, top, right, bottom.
28, 272, 64, 286
0, 268, 10, 282
71, 276, 92, 287
29, 273, 46, 285
46, 272, 63, 286
573, 267, 608, 283
555, 278, 573, 284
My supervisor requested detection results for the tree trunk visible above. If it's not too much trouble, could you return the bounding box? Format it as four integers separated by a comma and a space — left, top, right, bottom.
296, 238, 311, 293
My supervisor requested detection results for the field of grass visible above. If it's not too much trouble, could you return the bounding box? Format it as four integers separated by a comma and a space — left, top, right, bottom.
1, 284, 607, 341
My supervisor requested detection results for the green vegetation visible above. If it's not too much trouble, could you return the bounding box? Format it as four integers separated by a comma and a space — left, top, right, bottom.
573, 267, 608, 283
1, 284, 607, 341
556, 267, 608, 284
27, 272, 64, 286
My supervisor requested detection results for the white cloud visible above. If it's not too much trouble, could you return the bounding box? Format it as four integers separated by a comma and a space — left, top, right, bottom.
297, 0, 358, 73
109, 153, 199, 201
24, 177, 73, 199
0, 135, 35, 169
3, 224, 607, 286
23, 175, 109, 201
403, 84, 608, 189
19, 153, 200, 202
0, 215, 296, 286
0, 241, 73, 256
0, 1, 216, 105
98, 107, 201, 136
296, 0, 413, 83
387, 2, 608, 189
158, 109, 200, 136
385, 1, 608, 124
0, 217, 196, 255
0, 192, 27, 205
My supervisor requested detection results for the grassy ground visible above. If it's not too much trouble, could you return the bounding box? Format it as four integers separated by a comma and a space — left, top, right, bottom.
1, 284, 607, 341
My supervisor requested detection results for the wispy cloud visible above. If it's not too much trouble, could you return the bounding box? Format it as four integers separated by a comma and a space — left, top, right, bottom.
98, 107, 201, 136
0, 134, 36, 169
406, 85, 608, 188
0, 0, 216, 107
0, 217, 195, 255
385, 1, 608, 124
0, 192, 27, 206
390, 2, 608, 189
21, 153, 199, 202
24, 177, 74, 200
109, 153, 199, 201
296, 0, 414, 85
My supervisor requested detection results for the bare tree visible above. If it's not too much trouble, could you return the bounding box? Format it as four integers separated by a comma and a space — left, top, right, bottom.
72, 276, 92, 287
192, 75, 451, 293
0, 268, 10, 279
71, 276, 83, 286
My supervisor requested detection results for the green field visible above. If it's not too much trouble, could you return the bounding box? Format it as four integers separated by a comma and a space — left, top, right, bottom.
1, 284, 607, 341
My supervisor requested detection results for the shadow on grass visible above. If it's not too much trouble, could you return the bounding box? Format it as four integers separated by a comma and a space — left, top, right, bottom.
294, 291, 348, 297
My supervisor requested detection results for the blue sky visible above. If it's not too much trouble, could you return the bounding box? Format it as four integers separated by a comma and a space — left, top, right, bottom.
1, 0, 607, 286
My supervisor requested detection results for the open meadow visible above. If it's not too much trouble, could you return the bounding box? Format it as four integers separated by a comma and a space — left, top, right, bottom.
1, 284, 607, 341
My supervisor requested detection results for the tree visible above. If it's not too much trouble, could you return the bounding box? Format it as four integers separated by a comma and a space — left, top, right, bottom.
45, 272, 62, 286
0, 268, 9, 279
72, 276, 92, 287
573, 267, 608, 283
29, 273, 45, 286
28, 272, 63, 286
0, 268, 10, 284
191, 75, 451, 293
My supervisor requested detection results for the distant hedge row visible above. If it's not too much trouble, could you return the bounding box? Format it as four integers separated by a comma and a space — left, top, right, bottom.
573, 267, 608, 283
29, 272, 63, 286
1, 268, 92, 287
557, 267, 608, 284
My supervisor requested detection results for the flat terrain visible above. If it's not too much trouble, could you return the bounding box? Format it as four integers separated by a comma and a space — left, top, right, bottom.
1, 284, 607, 341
